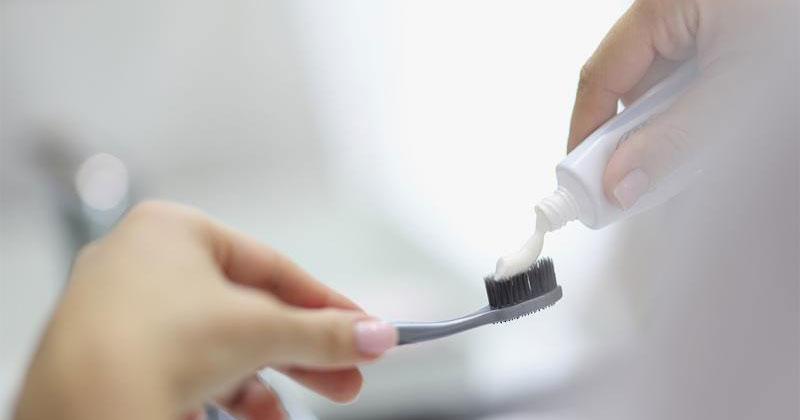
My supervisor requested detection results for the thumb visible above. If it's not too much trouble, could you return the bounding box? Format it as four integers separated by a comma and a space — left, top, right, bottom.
164, 294, 395, 403
602, 59, 753, 209
601, 66, 730, 210
602, 109, 695, 209
265, 306, 398, 368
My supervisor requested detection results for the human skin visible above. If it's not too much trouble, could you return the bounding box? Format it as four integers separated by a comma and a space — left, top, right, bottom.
568, 0, 793, 208
14, 201, 397, 420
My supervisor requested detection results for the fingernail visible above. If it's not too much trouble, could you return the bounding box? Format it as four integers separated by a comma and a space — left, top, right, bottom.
354, 320, 397, 356
613, 169, 650, 209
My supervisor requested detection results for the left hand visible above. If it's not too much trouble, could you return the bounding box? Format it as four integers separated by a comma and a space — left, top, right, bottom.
14, 201, 397, 420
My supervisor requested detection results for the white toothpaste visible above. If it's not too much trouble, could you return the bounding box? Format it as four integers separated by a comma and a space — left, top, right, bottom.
493, 212, 549, 280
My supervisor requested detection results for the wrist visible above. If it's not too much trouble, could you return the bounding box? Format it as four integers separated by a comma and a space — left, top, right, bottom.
15, 308, 174, 420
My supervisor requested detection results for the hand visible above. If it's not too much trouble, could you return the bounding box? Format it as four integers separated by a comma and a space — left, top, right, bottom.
14, 201, 398, 420
567, 0, 793, 209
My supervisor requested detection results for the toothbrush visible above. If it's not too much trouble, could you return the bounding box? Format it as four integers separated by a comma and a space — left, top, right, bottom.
392, 258, 560, 345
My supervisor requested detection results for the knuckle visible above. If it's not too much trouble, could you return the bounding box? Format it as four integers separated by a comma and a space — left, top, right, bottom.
634, 0, 698, 59
577, 59, 617, 96
318, 312, 354, 363
655, 8, 696, 58
225, 294, 272, 332
577, 62, 597, 94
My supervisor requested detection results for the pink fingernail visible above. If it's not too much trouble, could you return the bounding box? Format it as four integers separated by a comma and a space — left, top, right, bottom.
354, 320, 397, 356
613, 169, 650, 209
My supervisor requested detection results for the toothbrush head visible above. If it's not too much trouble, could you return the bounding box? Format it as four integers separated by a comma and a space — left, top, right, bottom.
393, 258, 561, 345
484, 257, 558, 309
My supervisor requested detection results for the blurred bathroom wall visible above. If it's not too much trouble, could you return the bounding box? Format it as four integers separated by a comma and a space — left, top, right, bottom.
1, 2, 327, 416
1, 1, 640, 419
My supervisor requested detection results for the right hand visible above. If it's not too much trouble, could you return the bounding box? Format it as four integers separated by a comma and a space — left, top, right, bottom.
567, 0, 795, 209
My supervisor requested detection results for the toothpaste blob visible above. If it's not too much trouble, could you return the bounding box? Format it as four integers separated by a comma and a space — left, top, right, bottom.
493, 215, 548, 280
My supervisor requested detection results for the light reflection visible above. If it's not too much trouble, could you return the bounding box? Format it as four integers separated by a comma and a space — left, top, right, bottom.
74, 153, 129, 211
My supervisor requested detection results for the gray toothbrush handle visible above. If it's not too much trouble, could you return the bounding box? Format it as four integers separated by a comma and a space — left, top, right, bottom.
393, 307, 494, 345
392, 286, 562, 345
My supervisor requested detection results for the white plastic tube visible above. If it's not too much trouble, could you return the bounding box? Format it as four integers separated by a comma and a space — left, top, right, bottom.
537, 60, 699, 231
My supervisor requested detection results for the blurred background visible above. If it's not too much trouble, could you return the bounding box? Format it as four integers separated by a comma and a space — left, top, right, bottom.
2, 1, 796, 419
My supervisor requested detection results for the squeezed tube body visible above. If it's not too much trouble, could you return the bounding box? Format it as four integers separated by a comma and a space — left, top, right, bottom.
539, 60, 699, 230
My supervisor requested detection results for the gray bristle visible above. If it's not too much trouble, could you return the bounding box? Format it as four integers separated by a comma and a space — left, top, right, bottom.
492, 303, 555, 324
484, 258, 557, 309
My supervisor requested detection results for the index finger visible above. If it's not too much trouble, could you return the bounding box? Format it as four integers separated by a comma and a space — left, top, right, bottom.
567, 1, 698, 151
205, 221, 361, 311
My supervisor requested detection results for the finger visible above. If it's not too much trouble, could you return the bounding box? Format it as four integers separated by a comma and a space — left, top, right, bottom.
204, 292, 393, 379
262, 307, 397, 368
568, 0, 698, 151
602, 72, 730, 209
621, 56, 686, 106
205, 223, 361, 311
279, 367, 363, 404
217, 377, 285, 420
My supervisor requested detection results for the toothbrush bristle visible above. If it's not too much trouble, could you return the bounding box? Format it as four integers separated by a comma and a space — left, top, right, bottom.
495, 302, 556, 324
484, 258, 557, 309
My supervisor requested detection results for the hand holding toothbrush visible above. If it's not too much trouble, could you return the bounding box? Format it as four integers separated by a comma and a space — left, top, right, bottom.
14, 201, 398, 420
